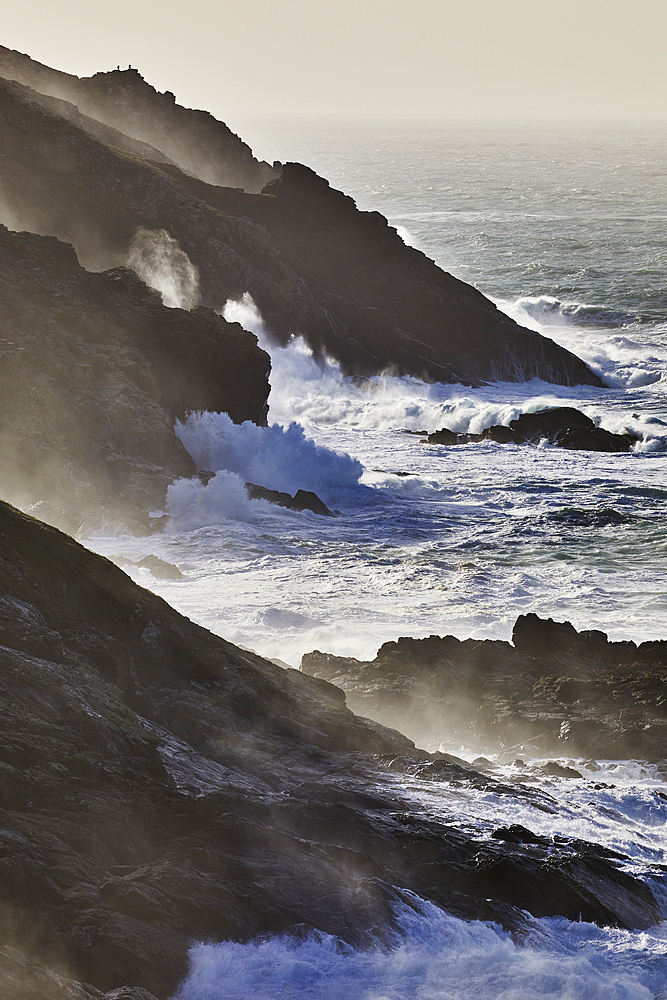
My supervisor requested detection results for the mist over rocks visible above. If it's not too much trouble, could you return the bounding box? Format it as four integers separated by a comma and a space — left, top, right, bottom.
0, 502, 662, 998
0, 50, 603, 391
301, 613, 667, 761
0, 224, 270, 532
0, 45, 277, 193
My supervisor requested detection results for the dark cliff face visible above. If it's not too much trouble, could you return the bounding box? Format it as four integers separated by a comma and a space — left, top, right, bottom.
0, 45, 277, 193
0, 61, 603, 389
0, 504, 661, 998
0, 224, 270, 532
302, 613, 667, 761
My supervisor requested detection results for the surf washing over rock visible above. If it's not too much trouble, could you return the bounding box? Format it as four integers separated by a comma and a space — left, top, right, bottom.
0, 48, 666, 1000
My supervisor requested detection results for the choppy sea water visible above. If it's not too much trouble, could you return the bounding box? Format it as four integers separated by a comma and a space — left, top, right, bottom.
89, 117, 667, 997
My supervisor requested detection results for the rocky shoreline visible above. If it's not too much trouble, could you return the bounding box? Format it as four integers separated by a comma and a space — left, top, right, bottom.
426, 406, 639, 453
302, 613, 667, 761
0, 502, 663, 998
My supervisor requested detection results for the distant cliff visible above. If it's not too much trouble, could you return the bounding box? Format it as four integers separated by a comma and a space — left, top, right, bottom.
0, 45, 277, 192
0, 52, 604, 389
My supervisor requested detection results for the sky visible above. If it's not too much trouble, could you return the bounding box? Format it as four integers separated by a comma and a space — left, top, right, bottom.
2, 0, 666, 121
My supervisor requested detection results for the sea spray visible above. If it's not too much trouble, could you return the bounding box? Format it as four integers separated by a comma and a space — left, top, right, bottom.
174, 411, 362, 498
127, 227, 200, 309
176, 895, 663, 1000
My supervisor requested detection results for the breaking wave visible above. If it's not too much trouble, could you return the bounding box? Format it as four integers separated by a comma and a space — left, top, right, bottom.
508, 294, 638, 329
176, 895, 666, 1000
175, 411, 362, 497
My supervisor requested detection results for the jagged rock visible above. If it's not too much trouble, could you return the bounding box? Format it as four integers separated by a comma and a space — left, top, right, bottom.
0, 225, 270, 532
112, 555, 183, 580
0, 502, 661, 997
302, 613, 667, 761
427, 407, 639, 452
245, 483, 334, 516
0, 62, 603, 388
0, 46, 277, 193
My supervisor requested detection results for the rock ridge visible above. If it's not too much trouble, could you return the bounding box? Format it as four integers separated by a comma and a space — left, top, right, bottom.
0, 503, 661, 997
302, 612, 667, 760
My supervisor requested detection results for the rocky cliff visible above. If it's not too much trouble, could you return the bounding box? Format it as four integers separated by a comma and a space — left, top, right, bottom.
0, 224, 270, 532
0, 503, 662, 998
0, 53, 604, 389
0, 45, 277, 192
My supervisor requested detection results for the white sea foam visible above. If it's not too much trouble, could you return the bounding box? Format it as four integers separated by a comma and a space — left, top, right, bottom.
126, 227, 200, 309
495, 295, 667, 393
166, 471, 256, 530
174, 410, 362, 498
176, 896, 665, 1000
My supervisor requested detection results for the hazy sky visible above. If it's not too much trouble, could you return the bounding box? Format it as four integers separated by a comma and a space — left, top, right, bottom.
3, 0, 666, 120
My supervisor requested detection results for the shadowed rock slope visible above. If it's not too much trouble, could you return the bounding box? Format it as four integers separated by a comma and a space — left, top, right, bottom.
0, 63, 603, 388
0, 504, 662, 997
0, 46, 277, 192
302, 613, 667, 761
0, 224, 270, 533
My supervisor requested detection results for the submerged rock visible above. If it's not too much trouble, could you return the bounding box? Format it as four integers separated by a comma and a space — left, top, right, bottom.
245, 482, 334, 516
0, 502, 661, 997
427, 407, 639, 452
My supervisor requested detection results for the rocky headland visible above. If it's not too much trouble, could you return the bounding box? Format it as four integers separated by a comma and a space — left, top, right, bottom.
0, 49, 603, 390
0, 503, 663, 998
302, 613, 667, 761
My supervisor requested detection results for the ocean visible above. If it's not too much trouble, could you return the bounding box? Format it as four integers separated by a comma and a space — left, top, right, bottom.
90, 116, 667, 998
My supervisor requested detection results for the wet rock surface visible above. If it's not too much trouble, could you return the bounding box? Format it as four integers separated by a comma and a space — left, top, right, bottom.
427, 406, 638, 452
302, 612, 667, 762
0, 505, 662, 997
245, 482, 334, 516
0, 225, 270, 532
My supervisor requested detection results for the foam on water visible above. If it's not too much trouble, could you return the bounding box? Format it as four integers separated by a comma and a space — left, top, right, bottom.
91, 295, 667, 667
176, 895, 667, 1000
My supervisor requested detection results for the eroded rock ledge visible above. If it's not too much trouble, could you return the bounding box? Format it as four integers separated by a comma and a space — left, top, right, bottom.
302, 613, 667, 761
0, 504, 661, 997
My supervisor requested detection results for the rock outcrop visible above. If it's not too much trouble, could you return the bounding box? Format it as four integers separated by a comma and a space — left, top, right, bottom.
0, 46, 277, 192
0, 55, 604, 389
0, 504, 661, 998
302, 613, 667, 761
245, 482, 334, 516
427, 407, 638, 452
0, 225, 270, 532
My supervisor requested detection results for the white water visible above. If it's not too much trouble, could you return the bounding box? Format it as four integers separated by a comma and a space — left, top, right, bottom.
177, 900, 667, 1000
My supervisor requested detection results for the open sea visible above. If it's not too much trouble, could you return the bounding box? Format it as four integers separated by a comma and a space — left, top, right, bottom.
90, 116, 667, 998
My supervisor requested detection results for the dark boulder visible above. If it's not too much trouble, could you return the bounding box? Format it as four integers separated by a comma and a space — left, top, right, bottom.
245, 483, 334, 516
427, 407, 639, 452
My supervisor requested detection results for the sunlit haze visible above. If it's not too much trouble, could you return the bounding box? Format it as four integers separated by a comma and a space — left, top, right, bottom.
3, 0, 666, 123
